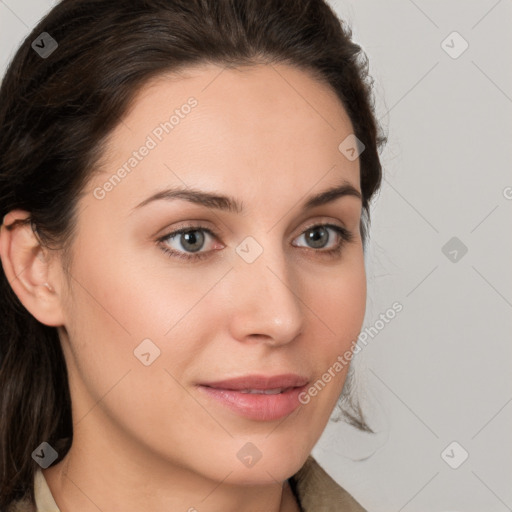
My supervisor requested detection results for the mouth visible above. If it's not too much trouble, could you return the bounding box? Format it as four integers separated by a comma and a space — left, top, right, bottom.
197, 374, 309, 422
237, 387, 294, 394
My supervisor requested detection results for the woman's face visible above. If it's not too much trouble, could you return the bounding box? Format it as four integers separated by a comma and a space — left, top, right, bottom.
52, 63, 366, 485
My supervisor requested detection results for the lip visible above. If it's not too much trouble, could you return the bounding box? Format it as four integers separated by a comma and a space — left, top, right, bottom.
197, 374, 309, 421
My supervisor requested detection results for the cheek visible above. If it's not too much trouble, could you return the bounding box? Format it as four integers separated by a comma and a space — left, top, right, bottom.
60, 247, 200, 408
64, 232, 225, 381
315, 253, 367, 343
61, 254, 217, 456
303, 253, 366, 393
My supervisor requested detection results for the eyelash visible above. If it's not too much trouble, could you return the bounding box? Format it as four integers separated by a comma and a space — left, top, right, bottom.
156, 222, 355, 262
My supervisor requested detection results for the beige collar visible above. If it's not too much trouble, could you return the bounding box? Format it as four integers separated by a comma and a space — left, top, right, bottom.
290, 455, 367, 511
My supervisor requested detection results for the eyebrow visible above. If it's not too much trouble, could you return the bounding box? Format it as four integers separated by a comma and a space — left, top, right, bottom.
130, 179, 361, 215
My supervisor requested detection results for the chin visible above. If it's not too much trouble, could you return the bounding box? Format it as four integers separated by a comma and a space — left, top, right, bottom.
214, 440, 312, 486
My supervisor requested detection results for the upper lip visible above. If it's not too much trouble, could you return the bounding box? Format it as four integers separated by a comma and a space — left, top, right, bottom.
199, 374, 309, 391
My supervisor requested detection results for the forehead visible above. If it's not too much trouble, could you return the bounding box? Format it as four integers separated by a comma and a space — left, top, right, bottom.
86, 62, 360, 218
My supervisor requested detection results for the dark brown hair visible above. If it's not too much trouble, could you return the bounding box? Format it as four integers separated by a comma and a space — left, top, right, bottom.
0, 0, 386, 508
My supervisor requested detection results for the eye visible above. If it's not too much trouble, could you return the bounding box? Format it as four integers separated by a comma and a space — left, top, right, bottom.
157, 225, 219, 261
292, 223, 354, 256
157, 223, 354, 261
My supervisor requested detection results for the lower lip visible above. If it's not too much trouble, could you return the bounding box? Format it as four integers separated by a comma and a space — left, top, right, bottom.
197, 385, 307, 421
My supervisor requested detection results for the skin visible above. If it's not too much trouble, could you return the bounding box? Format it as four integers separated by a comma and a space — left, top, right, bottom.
0, 62, 366, 512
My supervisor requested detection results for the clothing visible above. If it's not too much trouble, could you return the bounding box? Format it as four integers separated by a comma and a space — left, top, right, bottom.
8, 455, 366, 511
290, 456, 367, 511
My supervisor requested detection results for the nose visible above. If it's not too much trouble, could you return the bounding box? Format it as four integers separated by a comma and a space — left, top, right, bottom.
227, 241, 305, 347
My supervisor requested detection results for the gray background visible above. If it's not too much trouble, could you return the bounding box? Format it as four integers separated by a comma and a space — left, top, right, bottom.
1, 1, 511, 510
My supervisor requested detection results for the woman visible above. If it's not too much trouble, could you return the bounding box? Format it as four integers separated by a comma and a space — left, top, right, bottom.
0, 0, 386, 510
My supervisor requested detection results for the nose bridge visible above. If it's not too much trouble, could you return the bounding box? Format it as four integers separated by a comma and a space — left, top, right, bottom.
228, 233, 304, 344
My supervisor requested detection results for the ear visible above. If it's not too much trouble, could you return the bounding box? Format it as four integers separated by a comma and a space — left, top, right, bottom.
0, 209, 66, 326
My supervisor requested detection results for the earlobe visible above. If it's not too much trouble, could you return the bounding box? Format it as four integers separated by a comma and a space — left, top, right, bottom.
0, 209, 65, 326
